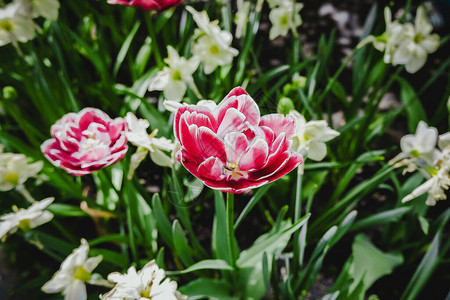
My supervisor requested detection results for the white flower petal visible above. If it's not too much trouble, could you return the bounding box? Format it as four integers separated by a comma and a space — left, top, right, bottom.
84, 255, 103, 273
64, 280, 86, 300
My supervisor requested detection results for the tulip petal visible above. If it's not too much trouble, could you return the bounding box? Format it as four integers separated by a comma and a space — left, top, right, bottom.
175, 107, 217, 141
197, 157, 226, 180
260, 114, 296, 139
239, 138, 269, 171
216, 90, 260, 126
224, 132, 248, 163
216, 108, 248, 138
197, 127, 226, 161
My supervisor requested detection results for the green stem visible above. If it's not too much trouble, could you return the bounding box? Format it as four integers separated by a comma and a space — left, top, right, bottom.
144, 13, 163, 69
226, 192, 237, 268
293, 167, 303, 270
294, 167, 303, 221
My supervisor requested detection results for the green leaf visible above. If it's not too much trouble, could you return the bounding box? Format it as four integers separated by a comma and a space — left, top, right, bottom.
418, 216, 429, 235
183, 177, 204, 202
400, 208, 450, 300
234, 183, 272, 229
237, 214, 310, 268
172, 220, 194, 266
236, 214, 310, 299
179, 278, 236, 300
135, 37, 152, 77
331, 80, 348, 105
151, 193, 174, 249
349, 234, 403, 296
166, 259, 232, 275
47, 203, 87, 217
90, 248, 128, 269
88, 234, 128, 247
351, 207, 411, 231
396, 77, 427, 132
113, 21, 140, 78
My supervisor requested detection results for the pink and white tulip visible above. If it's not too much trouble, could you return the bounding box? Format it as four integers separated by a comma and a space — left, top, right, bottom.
107, 0, 183, 11
174, 87, 303, 193
41, 108, 128, 176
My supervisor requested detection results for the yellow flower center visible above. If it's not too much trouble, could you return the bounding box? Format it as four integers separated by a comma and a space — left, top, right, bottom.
73, 266, 92, 282
424, 165, 439, 177
209, 45, 219, 54
0, 20, 14, 32
409, 149, 420, 158
224, 162, 248, 180
140, 282, 153, 298
172, 70, 182, 81
280, 15, 289, 26
18, 219, 31, 232
4, 173, 19, 186
413, 34, 424, 44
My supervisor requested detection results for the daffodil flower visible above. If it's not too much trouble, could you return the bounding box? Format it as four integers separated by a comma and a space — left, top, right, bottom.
42, 239, 105, 300
359, 6, 439, 73
101, 260, 186, 300
163, 99, 217, 113
289, 110, 340, 161
149, 46, 201, 101
392, 6, 440, 73
268, 1, 303, 40
125, 113, 175, 177
402, 146, 450, 206
389, 121, 439, 173
186, 6, 239, 74
0, 197, 54, 240
0, 2, 36, 47
16, 0, 60, 21
0, 146, 43, 191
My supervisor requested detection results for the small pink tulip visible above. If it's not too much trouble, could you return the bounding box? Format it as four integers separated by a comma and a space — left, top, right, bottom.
174, 87, 303, 194
41, 108, 128, 176
107, 0, 183, 11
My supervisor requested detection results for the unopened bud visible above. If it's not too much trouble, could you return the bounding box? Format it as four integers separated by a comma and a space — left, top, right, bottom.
277, 97, 295, 116
3, 86, 17, 100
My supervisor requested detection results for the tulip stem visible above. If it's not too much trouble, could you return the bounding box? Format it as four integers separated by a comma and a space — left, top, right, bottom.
226, 192, 237, 269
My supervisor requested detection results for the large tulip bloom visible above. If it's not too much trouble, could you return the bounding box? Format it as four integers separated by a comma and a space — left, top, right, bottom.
107, 0, 183, 11
41, 108, 128, 176
174, 87, 303, 193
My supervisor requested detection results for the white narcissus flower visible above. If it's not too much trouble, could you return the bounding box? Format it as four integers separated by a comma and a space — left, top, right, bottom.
389, 121, 439, 173
392, 6, 440, 73
186, 6, 239, 74
268, 1, 303, 40
0, 197, 53, 239
149, 46, 200, 101
289, 110, 339, 161
234, 0, 250, 39
0, 147, 43, 191
16, 0, 60, 21
101, 260, 186, 300
0, 2, 36, 47
125, 113, 174, 173
163, 99, 217, 113
42, 239, 104, 300
402, 146, 450, 206
360, 6, 439, 73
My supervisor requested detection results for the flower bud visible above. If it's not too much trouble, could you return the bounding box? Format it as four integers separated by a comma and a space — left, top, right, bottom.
277, 97, 295, 116
2, 86, 17, 100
